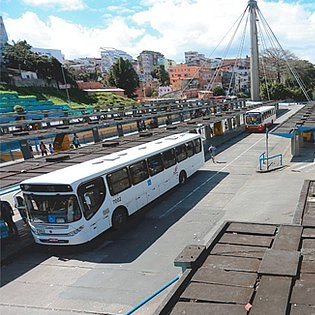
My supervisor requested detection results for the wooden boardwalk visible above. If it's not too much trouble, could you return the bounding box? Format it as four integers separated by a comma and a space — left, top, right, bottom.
154, 180, 315, 315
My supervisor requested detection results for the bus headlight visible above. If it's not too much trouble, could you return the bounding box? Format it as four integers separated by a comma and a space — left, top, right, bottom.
67, 225, 84, 236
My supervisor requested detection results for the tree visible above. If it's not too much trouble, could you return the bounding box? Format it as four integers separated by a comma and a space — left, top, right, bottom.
107, 58, 139, 98
212, 86, 225, 96
4, 40, 36, 71
260, 48, 314, 100
151, 65, 170, 86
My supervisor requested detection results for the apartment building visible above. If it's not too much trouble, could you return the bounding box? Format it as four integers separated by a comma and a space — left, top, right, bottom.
100, 47, 133, 73
136, 50, 165, 82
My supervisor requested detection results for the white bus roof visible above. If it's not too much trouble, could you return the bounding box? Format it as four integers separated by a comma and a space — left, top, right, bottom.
21, 132, 201, 187
245, 105, 275, 113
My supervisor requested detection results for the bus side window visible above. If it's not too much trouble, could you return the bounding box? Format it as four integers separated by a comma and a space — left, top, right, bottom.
186, 141, 195, 157
147, 154, 164, 176
162, 149, 176, 169
78, 177, 106, 219
107, 167, 131, 195
193, 138, 202, 153
175, 144, 187, 162
129, 160, 149, 185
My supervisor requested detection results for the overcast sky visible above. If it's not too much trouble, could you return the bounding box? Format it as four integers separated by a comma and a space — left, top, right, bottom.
2, 0, 315, 64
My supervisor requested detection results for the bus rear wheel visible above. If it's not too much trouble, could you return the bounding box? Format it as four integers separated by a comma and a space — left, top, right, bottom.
112, 207, 128, 229
179, 171, 187, 185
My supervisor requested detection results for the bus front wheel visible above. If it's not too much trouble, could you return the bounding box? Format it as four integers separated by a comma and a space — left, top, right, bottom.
112, 207, 128, 229
179, 171, 187, 185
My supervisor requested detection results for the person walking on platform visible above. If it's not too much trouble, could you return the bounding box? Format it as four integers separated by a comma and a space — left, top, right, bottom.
0, 198, 18, 236
73, 133, 80, 148
40, 141, 48, 156
208, 144, 217, 163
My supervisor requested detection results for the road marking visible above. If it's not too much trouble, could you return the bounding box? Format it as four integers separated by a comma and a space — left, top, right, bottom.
159, 137, 264, 219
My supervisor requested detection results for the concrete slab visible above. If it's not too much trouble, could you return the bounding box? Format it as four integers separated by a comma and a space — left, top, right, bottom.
258, 249, 300, 276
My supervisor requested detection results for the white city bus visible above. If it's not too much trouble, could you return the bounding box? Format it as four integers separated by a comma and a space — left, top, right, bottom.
19, 132, 204, 245
245, 105, 276, 132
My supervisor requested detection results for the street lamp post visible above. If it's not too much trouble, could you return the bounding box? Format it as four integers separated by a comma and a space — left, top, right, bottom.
61, 65, 71, 105
265, 127, 269, 170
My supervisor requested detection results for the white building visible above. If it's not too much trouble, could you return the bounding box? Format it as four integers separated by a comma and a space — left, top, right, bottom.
100, 47, 133, 73
31, 47, 65, 63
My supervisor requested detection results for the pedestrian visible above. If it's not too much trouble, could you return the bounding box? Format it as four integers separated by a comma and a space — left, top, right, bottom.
49, 143, 54, 154
29, 145, 34, 158
0, 198, 18, 236
73, 133, 80, 148
208, 144, 217, 163
40, 141, 48, 156
15, 196, 28, 226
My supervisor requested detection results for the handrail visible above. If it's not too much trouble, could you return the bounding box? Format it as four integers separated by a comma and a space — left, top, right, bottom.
259, 152, 282, 171
125, 275, 180, 315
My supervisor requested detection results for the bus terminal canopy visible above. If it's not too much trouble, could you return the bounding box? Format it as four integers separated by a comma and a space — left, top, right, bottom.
272, 102, 315, 139
272, 125, 315, 139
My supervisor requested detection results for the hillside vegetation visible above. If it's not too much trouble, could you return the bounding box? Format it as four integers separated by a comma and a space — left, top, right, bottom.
0, 84, 137, 109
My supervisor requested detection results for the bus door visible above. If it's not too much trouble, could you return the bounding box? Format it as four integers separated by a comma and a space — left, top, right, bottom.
160, 149, 177, 194
129, 160, 149, 210
78, 177, 109, 237
147, 154, 164, 202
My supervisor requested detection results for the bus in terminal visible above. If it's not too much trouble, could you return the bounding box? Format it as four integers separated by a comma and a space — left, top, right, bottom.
18, 132, 204, 245
245, 105, 276, 132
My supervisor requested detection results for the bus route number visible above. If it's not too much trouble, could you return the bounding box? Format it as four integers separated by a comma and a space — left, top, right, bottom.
113, 197, 121, 204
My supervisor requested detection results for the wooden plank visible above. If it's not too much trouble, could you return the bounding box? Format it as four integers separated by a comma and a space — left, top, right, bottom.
204, 255, 261, 273
250, 276, 292, 315
227, 222, 277, 235
211, 243, 266, 259
290, 304, 315, 315
170, 302, 247, 315
180, 282, 253, 304
219, 233, 273, 247
192, 268, 257, 288
290, 277, 315, 305
258, 249, 300, 276
300, 260, 315, 273
272, 225, 303, 251
302, 227, 315, 238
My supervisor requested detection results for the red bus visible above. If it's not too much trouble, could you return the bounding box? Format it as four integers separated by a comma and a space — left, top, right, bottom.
245, 106, 276, 132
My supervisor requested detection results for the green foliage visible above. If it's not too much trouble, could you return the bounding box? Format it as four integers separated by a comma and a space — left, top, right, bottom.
0, 84, 137, 109
107, 58, 139, 98
151, 65, 170, 86
93, 92, 136, 109
13, 105, 25, 112
212, 86, 225, 96
3, 40, 76, 86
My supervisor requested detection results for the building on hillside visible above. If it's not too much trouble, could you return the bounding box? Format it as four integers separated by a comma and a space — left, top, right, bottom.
168, 64, 201, 87
0, 16, 8, 66
220, 57, 250, 95
65, 58, 102, 82
164, 59, 177, 71
100, 47, 133, 73
136, 50, 165, 82
158, 86, 173, 97
31, 47, 64, 63
185, 51, 211, 67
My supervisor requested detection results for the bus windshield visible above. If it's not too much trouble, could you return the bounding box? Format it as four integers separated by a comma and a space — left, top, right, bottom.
245, 113, 262, 125
24, 194, 82, 224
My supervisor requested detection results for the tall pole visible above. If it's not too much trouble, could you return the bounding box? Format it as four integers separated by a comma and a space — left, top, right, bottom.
248, 0, 260, 101
61, 65, 71, 105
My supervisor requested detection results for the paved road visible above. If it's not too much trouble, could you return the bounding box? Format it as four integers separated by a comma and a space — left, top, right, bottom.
1, 105, 314, 315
